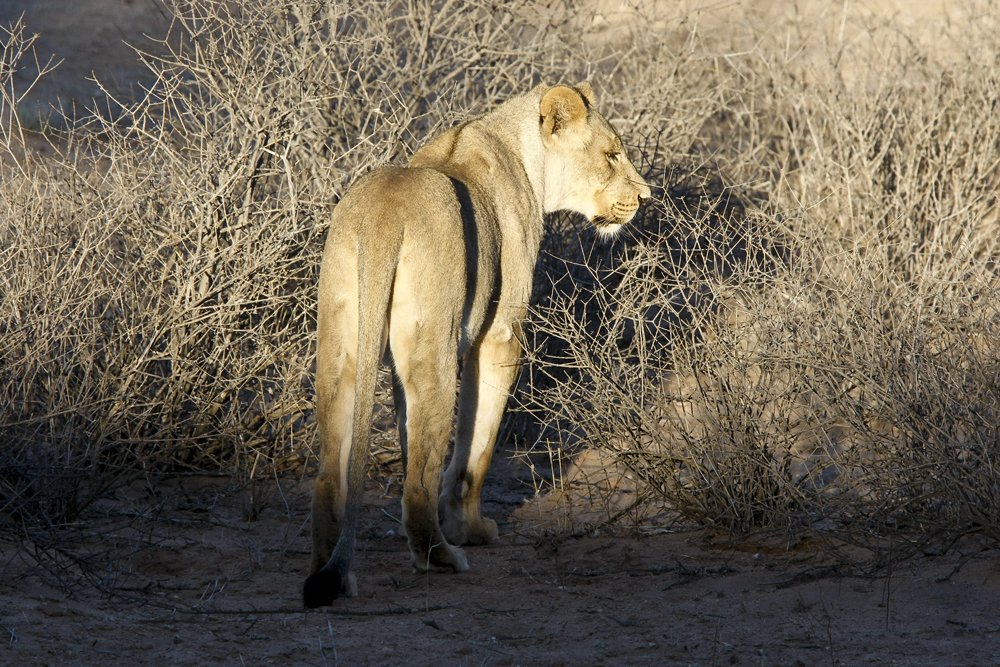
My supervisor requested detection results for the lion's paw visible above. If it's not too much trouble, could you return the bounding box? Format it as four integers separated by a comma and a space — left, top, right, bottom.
440, 510, 499, 547
412, 541, 469, 574
464, 516, 498, 546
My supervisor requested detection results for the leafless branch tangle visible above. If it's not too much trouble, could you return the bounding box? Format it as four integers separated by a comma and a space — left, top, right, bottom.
2, 0, 999, 599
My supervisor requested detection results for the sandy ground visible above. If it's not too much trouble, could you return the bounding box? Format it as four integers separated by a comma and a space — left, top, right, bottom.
3, 458, 1000, 667
3, 1, 999, 666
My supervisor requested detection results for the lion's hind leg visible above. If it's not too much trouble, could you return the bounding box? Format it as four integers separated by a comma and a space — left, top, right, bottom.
389, 292, 469, 575
394, 361, 469, 572
309, 353, 356, 577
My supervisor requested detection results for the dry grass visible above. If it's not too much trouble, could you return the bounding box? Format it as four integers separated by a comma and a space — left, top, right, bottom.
1, 0, 998, 589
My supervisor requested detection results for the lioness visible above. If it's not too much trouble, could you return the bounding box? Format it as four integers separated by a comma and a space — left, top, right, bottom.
304, 82, 650, 607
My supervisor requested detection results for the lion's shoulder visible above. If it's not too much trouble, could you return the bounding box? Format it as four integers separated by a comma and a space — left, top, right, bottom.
408, 124, 464, 170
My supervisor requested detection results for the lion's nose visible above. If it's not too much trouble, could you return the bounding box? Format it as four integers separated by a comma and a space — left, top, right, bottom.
637, 181, 652, 205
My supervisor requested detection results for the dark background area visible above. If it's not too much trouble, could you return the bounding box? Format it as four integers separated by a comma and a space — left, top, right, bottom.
0, 0, 171, 121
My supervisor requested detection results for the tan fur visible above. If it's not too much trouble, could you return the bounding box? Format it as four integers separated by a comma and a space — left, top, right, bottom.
303, 83, 650, 607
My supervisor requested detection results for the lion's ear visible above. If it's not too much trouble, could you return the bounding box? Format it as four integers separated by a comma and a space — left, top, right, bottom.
575, 82, 595, 106
540, 85, 590, 146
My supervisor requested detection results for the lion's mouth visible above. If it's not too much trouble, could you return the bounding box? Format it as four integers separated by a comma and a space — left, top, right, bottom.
596, 201, 639, 227
593, 215, 625, 238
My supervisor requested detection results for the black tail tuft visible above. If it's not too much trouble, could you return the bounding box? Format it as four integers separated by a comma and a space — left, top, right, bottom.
303, 569, 342, 609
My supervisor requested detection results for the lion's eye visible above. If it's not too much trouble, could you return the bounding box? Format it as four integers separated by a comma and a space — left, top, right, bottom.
606, 152, 619, 164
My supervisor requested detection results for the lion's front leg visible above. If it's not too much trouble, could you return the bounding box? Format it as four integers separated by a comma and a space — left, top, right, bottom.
440, 327, 520, 546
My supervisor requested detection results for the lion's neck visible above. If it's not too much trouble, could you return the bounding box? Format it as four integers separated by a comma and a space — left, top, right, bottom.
478, 92, 546, 212
514, 103, 546, 208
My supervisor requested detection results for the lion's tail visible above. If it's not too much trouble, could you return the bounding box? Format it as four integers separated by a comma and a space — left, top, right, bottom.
304, 219, 402, 608
342, 220, 403, 556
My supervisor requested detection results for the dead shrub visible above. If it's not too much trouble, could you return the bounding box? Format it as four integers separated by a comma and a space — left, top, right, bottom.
522, 4, 1000, 551
0, 0, 561, 559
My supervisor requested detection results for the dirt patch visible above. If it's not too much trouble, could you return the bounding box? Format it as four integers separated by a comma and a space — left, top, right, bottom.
3, 453, 1000, 666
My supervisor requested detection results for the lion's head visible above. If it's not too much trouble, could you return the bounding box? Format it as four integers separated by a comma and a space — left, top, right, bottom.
540, 83, 651, 236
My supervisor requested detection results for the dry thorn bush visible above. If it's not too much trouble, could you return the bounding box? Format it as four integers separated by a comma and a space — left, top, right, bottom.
521, 2, 1000, 554
1, 0, 998, 593
0, 0, 563, 588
